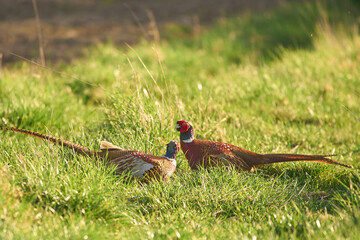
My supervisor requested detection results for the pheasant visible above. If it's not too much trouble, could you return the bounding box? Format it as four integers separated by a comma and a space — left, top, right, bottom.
175, 120, 352, 171
1, 127, 179, 181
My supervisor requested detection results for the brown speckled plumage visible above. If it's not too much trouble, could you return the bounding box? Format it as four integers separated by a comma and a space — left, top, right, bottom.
1, 127, 178, 181
105, 149, 177, 180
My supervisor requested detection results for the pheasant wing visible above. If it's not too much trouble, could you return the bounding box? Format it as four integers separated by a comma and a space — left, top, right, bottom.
100, 141, 123, 150
109, 152, 161, 178
199, 140, 252, 170
207, 152, 252, 170
97, 141, 127, 159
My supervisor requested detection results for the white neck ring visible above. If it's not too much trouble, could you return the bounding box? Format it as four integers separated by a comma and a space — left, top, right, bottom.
182, 137, 194, 143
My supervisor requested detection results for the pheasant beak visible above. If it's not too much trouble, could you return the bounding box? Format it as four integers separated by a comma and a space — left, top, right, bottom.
175, 123, 181, 131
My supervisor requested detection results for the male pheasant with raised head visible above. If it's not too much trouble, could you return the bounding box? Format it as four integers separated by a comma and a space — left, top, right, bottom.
1, 127, 179, 181
175, 120, 352, 171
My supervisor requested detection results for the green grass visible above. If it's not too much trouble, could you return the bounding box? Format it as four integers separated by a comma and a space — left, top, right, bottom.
1, 0, 360, 239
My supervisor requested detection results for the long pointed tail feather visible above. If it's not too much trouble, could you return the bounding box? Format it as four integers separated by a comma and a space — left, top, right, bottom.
262, 153, 352, 168
0, 127, 95, 156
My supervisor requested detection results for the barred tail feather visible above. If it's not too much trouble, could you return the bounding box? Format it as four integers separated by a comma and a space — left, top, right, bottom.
0, 127, 94, 156
262, 153, 352, 168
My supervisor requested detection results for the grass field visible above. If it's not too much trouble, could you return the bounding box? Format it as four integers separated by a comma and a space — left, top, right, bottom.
1, 1, 360, 239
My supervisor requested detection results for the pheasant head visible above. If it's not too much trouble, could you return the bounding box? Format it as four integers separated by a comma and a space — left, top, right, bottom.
175, 120, 194, 143
163, 140, 180, 164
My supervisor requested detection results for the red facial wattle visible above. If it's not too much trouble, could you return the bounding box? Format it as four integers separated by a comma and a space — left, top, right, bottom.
180, 123, 189, 133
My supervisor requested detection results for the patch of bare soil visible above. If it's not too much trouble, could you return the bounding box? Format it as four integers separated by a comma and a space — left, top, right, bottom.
0, 0, 303, 65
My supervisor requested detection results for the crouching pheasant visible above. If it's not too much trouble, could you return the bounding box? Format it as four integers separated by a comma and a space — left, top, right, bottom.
1, 127, 179, 181
175, 120, 352, 171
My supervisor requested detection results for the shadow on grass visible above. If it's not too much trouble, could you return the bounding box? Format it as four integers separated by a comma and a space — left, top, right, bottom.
259, 164, 359, 212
